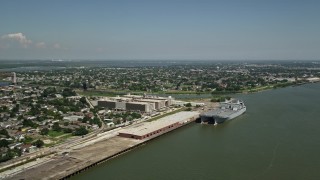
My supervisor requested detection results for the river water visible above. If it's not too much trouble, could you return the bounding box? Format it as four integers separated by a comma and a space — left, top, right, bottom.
73, 83, 320, 180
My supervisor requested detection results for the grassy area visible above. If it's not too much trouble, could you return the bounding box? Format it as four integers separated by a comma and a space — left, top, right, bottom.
58, 133, 73, 139
76, 90, 144, 97
78, 82, 302, 98
77, 90, 118, 97
163, 91, 208, 95
44, 133, 73, 147
77, 89, 211, 97
48, 130, 65, 138
147, 108, 186, 122
243, 82, 296, 93
242, 85, 274, 93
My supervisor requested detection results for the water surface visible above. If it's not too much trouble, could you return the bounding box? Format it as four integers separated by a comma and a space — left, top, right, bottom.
73, 83, 320, 180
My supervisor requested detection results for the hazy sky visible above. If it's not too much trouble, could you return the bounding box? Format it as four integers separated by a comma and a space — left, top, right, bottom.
0, 0, 319, 60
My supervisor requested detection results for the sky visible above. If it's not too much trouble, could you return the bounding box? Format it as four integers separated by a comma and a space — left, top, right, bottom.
0, 0, 320, 60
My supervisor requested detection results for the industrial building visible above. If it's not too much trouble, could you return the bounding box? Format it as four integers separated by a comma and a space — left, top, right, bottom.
118, 111, 199, 140
97, 100, 116, 109
126, 102, 152, 112
97, 94, 174, 113
97, 99, 153, 113
136, 99, 165, 110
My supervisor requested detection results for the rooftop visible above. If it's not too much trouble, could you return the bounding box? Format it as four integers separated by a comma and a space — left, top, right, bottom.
126, 101, 150, 105
119, 111, 199, 136
136, 99, 165, 103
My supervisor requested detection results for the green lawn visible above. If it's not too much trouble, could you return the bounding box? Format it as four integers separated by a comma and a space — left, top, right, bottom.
57, 133, 73, 139
76, 89, 210, 97
48, 130, 65, 137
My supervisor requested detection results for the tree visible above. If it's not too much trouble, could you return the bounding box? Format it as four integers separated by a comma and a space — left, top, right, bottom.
40, 128, 49, 135
32, 139, 44, 148
0, 139, 9, 148
73, 126, 88, 136
0, 150, 14, 163
63, 128, 73, 133
79, 97, 87, 104
13, 147, 22, 157
42, 87, 57, 97
62, 88, 76, 97
29, 106, 40, 116
185, 103, 192, 107
89, 117, 102, 127
0, 129, 9, 138
52, 122, 61, 132
22, 119, 38, 128
81, 116, 91, 123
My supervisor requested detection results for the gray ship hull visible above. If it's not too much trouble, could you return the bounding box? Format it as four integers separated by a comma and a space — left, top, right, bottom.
212, 107, 246, 124
200, 100, 246, 124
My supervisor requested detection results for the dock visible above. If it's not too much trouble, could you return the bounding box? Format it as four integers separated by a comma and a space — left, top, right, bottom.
3, 111, 200, 180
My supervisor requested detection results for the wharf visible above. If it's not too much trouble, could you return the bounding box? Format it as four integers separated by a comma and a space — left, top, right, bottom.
4, 113, 200, 180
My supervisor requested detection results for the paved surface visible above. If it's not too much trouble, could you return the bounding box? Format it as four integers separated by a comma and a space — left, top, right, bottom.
5, 136, 141, 180
0, 103, 208, 179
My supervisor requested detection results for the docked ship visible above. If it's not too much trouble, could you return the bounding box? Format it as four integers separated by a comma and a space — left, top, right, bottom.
200, 99, 246, 125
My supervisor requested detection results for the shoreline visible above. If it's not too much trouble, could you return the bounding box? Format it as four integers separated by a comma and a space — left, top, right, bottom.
1, 82, 318, 179
78, 81, 316, 100
62, 122, 195, 180
3, 115, 199, 180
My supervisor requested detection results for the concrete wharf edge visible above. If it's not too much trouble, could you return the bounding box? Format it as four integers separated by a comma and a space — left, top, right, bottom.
59, 118, 198, 179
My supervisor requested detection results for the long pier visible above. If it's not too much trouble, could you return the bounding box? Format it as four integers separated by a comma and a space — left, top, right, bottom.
60, 116, 198, 179
4, 114, 199, 180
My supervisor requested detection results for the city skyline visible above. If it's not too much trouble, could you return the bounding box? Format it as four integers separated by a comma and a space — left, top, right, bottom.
1, 0, 320, 60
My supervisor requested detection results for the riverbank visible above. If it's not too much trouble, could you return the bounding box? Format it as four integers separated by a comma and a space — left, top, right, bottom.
77, 81, 314, 100
3, 112, 199, 180
71, 83, 320, 180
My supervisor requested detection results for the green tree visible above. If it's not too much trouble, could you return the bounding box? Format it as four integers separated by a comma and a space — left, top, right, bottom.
73, 126, 88, 136
22, 119, 38, 128
0, 150, 14, 163
81, 116, 91, 123
62, 88, 76, 97
13, 147, 22, 157
63, 128, 73, 133
0, 129, 9, 138
32, 139, 44, 148
0, 139, 10, 147
79, 96, 87, 104
185, 103, 192, 107
40, 128, 49, 135
52, 122, 61, 132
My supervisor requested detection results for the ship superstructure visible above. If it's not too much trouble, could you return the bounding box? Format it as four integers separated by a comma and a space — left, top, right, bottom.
200, 99, 246, 124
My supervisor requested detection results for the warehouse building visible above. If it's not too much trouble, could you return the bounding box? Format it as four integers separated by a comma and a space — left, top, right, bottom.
136, 99, 166, 110
97, 94, 174, 112
119, 111, 199, 140
97, 100, 116, 109
126, 102, 153, 113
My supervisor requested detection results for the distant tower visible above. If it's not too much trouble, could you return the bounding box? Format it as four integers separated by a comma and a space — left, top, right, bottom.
12, 72, 16, 84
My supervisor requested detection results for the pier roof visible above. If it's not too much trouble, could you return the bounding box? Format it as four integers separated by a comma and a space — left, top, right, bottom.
119, 111, 199, 136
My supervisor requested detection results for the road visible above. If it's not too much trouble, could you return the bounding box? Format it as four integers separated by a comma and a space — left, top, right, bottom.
0, 96, 106, 175
0, 97, 206, 178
